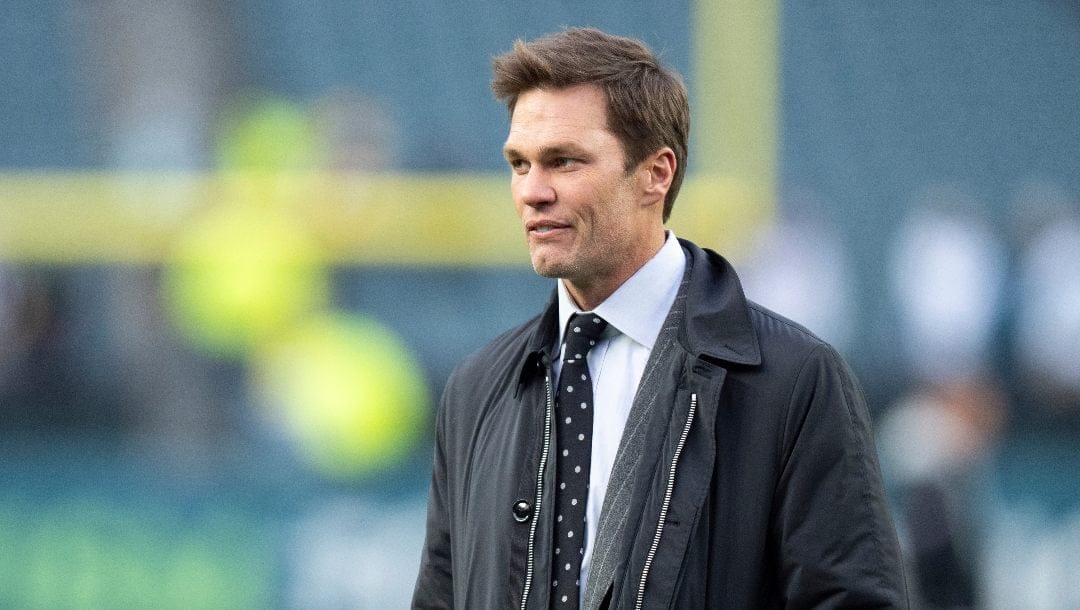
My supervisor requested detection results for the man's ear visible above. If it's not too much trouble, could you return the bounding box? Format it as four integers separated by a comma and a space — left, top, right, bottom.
640, 147, 676, 208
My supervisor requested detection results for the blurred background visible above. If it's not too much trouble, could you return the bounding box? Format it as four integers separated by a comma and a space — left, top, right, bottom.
1, 1, 1078, 608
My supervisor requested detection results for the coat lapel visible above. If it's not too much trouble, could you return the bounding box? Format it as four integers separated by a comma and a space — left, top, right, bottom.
583, 270, 690, 609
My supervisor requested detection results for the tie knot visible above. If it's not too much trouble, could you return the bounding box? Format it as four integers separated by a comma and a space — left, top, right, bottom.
564, 314, 608, 356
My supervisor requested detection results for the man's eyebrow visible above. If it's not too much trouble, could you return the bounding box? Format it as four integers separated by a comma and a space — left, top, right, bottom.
541, 144, 587, 157
502, 143, 587, 159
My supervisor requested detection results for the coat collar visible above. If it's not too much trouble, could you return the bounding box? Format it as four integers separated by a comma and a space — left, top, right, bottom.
515, 237, 762, 395
676, 238, 762, 366
515, 288, 561, 397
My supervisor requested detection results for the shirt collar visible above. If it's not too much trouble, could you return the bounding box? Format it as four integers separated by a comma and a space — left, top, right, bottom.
557, 231, 686, 350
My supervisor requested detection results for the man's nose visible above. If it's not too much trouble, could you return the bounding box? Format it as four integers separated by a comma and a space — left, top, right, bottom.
515, 168, 556, 208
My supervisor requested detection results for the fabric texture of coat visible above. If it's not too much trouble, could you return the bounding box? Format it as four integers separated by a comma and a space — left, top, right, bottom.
413, 239, 908, 609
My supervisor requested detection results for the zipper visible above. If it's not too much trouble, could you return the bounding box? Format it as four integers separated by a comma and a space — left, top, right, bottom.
521, 370, 554, 610
635, 392, 697, 610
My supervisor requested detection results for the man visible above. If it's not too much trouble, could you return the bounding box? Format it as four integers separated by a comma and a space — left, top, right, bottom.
413, 28, 907, 609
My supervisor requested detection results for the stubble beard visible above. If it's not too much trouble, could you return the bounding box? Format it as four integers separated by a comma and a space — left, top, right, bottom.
528, 233, 620, 291
530, 250, 579, 281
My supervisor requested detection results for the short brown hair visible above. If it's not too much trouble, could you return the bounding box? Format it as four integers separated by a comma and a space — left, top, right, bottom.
491, 28, 690, 222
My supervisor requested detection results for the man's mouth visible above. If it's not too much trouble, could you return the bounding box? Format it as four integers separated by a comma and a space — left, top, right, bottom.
526, 220, 570, 235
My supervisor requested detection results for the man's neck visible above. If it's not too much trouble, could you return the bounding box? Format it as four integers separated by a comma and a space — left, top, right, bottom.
563, 230, 667, 311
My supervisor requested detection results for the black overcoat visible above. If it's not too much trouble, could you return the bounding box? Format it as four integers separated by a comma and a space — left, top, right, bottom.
413, 239, 907, 609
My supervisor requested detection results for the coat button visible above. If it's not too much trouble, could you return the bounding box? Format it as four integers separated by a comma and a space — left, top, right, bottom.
512, 499, 532, 523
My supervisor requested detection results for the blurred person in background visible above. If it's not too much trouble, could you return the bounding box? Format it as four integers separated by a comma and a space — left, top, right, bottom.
1014, 207, 1080, 419
0, 267, 103, 431
882, 198, 1009, 608
413, 27, 906, 609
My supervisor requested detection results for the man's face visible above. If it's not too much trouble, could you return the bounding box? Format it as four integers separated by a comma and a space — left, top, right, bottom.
502, 84, 661, 300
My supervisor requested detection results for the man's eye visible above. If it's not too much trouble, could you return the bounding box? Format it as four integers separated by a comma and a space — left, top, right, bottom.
509, 159, 529, 173
553, 157, 576, 168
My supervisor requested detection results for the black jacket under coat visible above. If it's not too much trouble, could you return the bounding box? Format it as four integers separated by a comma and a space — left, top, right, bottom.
413, 239, 907, 609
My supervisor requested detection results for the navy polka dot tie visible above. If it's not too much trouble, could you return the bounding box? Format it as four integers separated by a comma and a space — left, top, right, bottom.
551, 313, 608, 608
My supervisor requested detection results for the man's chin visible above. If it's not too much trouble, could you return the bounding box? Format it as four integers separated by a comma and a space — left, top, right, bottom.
531, 262, 564, 279
529, 255, 572, 279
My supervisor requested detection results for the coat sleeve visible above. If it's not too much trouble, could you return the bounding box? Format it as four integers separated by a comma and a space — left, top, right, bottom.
412, 381, 456, 609
773, 344, 908, 609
